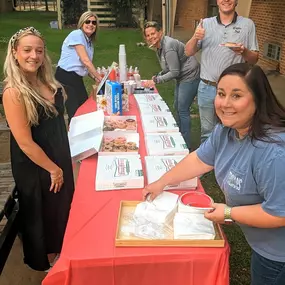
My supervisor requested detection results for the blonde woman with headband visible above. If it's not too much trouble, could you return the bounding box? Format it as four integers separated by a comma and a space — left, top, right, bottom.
55, 11, 102, 123
2, 27, 75, 271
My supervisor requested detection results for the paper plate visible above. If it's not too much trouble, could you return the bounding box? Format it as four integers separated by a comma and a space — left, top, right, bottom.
219, 43, 240, 48
179, 191, 213, 209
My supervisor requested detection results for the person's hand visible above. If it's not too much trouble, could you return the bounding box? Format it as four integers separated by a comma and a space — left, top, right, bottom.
194, 19, 205, 41
144, 79, 155, 87
230, 43, 245, 55
95, 74, 102, 83
50, 167, 64, 193
204, 203, 228, 224
142, 179, 166, 201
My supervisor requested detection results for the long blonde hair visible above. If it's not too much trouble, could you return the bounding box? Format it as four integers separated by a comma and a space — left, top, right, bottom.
3, 27, 65, 126
77, 11, 99, 42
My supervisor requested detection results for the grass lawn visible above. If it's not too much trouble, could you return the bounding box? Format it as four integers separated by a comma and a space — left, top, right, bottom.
0, 11, 250, 284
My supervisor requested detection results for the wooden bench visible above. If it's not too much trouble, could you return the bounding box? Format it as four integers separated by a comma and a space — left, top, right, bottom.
0, 187, 19, 275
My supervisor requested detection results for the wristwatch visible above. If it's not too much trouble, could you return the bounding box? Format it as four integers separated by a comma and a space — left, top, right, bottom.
224, 205, 233, 222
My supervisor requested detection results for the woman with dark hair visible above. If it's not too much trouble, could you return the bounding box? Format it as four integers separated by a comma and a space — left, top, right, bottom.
142, 63, 285, 285
143, 21, 200, 150
55, 11, 102, 123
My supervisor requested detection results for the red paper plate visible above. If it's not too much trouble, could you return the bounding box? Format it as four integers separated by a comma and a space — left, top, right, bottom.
180, 192, 213, 208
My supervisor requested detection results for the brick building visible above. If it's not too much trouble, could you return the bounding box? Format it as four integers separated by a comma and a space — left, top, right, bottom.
249, 0, 285, 74
151, 0, 285, 75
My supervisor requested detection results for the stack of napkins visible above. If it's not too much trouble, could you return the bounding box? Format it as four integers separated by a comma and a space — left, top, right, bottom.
141, 114, 179, 133
138, 101, 171, 115
145, 133, 189, 156
145, 156, 197, 189
134, 192, 179, 226
96, 155, 144, 190
173, 213, 215, 240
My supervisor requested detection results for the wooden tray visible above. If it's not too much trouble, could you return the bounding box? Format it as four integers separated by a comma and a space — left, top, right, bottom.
115, 201, 225, 247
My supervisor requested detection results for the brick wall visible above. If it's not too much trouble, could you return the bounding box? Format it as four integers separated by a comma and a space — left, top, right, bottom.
176, 0, 208, 33
249, 0, 285, 74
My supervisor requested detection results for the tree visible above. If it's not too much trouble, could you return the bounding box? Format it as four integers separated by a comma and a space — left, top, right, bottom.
106, 0, 147, 27
44, 0, 49, 11
61, 0, 85, 26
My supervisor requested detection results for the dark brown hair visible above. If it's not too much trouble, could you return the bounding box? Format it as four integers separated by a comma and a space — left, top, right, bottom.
218, 63, 285, 142
143, 21, 161, 36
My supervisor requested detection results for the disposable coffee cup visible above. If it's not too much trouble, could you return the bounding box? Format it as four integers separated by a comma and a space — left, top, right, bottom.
119, 44, 126, 55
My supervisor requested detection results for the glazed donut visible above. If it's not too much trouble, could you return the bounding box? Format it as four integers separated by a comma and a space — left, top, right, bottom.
113, 142, 123, 148
119, 145, 127, 151
117, 122, 126, 129
125, 125, 136, 130
126, 118, 135, 123
103, 145, 113, 152
114, 136, 126, 144
104, 137, 113, 143
104, 141, 114, 148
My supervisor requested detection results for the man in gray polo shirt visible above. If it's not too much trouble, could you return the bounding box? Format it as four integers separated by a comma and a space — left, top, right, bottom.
185, 0, 259, 142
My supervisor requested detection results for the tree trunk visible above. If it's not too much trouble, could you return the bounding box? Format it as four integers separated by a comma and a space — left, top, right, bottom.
45, 0, 49, 11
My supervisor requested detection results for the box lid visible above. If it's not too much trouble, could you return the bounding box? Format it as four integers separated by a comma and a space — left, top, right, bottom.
69, 110, 104, 139
145, 155, 197, 189
96, 155, 144, 190
142, 114, 179, 133
145, 133, 189, 156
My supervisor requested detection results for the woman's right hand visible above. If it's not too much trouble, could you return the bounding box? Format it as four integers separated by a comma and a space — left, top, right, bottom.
142, 179, 166, 201
50, 167, 64, 193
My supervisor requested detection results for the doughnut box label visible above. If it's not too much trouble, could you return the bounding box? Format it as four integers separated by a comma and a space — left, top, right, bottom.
138, 101, 171, 115
96, 155, 144, 190
134, 93, 164, 104
145, 156, 197, 189
142, 114, 179, 133
145, 133, 189, 156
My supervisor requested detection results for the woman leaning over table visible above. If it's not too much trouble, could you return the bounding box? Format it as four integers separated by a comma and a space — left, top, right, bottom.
143, 63, 285, 285
55, 11, 102, 123
144, 21, 200, 150
2, 27, 74, 271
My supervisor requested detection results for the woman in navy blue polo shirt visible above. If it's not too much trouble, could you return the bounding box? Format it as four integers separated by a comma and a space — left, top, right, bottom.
55, 11, 102, 123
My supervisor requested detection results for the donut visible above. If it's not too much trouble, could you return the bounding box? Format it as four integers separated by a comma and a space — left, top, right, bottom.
104, 137, 113, 143
125, 125, 136, 130
117, 122, 126, 129
126, 118, 135, 123
103, 145, 113, 152
113, 142, 123, 148
114, 137, 126, 144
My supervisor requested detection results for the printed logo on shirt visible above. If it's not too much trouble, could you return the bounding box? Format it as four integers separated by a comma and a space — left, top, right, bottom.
233, 26, 241, 34
226, 171, 243, 191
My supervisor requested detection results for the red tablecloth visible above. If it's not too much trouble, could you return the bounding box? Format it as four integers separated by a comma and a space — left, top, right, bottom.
42, 95, 230, 285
